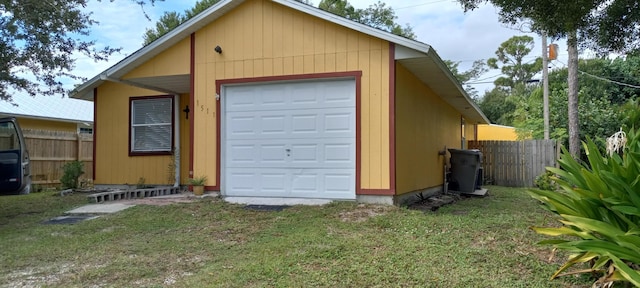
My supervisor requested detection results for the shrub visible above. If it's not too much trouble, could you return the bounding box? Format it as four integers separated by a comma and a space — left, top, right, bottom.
529, 129, 640, 286
60, 161, 84, 189
533, 171, 557, 191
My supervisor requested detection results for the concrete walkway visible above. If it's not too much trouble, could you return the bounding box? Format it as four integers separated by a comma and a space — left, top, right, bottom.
66, 203, 135, 214
65, 192, 332, 215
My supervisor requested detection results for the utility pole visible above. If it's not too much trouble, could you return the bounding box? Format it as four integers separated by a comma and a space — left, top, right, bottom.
542, 32, 550, 140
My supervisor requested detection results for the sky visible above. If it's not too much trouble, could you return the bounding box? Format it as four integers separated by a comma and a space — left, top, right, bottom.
70, 0, 571, 96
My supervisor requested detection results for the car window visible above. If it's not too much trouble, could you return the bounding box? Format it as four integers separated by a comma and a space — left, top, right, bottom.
0, 122, 20, 150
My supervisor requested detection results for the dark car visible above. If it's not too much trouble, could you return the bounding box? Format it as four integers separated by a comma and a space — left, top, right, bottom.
0, 117, 31, 194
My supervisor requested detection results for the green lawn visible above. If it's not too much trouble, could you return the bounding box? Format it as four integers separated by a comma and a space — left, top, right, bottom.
0, 187, 592, 287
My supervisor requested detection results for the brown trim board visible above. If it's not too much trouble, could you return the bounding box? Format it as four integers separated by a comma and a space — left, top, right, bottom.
388, 42, 396, 195
189, 33, 195, 181
92, 88, 97, 180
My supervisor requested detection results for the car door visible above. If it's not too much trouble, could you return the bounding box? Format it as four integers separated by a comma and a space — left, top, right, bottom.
0, 117, 30, 194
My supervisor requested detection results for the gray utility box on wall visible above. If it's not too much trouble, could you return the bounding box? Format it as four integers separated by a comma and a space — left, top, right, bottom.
448, 148, 483, 193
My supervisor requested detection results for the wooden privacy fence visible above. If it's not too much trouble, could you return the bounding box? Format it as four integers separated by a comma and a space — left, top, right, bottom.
467, 140, 558, 187
23, 129, 93, 187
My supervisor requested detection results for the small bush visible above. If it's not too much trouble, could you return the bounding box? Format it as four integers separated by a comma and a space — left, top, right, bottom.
60, 161, 84, 189
533, 171, 557, 191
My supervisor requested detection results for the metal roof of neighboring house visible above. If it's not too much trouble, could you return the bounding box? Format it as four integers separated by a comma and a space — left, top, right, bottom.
0, 94, 93, 124
71, 0, 489, 124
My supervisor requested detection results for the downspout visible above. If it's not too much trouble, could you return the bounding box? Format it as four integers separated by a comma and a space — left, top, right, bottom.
173, 94, 181, 188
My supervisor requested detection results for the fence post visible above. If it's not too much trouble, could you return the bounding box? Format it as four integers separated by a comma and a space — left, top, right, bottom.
76, 132, 81, 162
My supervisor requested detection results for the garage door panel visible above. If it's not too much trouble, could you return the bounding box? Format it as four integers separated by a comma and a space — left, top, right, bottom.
324, 143, 352, 164
228, 108, 354, 140
224, 79, 355, 199
324, 112, 353, 134
260, 144, 287, 164
227, 115, 256, 136
226, 80, 355, 112
229, 144, 257, 164
260, 115, 287, 135
290, 169, 354, 199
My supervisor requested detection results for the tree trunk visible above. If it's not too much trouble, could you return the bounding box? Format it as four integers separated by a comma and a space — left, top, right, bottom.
567, 30, 580, 156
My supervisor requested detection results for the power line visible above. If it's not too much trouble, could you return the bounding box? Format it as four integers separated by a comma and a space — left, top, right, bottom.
555, 59, 640, 89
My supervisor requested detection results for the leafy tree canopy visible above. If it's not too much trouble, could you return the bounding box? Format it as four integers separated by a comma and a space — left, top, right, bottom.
318, 0, 416, 39
444, 59, 487, 99
0, 0, 135, 102
486, 35, 541, 90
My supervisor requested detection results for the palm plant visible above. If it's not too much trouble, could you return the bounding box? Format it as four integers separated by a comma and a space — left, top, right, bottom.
529, 129, 640, 286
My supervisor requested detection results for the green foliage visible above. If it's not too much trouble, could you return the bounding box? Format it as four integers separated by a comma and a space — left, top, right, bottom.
509, 56, 638, 145
444, 59, 488, 99
60, 161, 84, 189
478, 88, 517, 125
0, 0, 162, 102
486, 35, 542, 90
188, 175, 207, 186
529, 129, 640, 286
143, 0, 222, 45
533, 171, 557, 191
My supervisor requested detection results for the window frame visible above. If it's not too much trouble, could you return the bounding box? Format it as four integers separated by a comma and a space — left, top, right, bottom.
128, 95, 174, 156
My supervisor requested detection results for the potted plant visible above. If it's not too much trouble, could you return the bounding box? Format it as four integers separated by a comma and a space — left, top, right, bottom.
188, 176, 207, 196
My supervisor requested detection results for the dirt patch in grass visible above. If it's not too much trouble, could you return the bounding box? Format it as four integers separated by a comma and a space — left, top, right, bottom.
407, 194, 461, 212
337, 204, 395, 222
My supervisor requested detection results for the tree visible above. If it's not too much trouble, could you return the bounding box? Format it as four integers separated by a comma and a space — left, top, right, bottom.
143, 0, 222, 45
511, 56, 640, 149
477, 87, 517, 125
316, 0, 416, 39
457, 0, 601, 156
444, 59, 488, 99
486, 35, 541, 90
583, 0, 640, 54
143, 11, 184, 45
0, 0, 138, 102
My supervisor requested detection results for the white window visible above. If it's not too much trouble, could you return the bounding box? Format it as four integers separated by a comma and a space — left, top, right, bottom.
130, 97, 173, 154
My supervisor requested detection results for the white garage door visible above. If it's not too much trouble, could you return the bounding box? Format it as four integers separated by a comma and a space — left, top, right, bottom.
223, 79, 356, 199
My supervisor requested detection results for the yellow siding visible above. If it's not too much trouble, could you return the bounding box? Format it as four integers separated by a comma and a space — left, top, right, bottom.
179, 94, 191, 183
193, 0, 390, 189
466, 122, 477, 141
95, 82, 190, 185
124, 37, 191, 79
477, 124, 518, 141
17, 118, 78, 132
395, 63, 462, 195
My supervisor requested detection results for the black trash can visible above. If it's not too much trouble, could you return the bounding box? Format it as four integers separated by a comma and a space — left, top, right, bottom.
448, 148, 482, 193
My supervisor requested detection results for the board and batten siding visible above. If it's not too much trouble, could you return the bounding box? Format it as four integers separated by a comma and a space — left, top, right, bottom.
394, 63, 463, 195
192, 0, 391, 190
94, 80, 191, 185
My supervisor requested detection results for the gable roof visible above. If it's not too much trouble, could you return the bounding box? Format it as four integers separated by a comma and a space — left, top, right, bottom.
0, 94, 93, 124
71, 0, 489, 124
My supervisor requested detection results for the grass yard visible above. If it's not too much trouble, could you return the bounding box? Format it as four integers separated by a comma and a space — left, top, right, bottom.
0, 186, 592, 287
